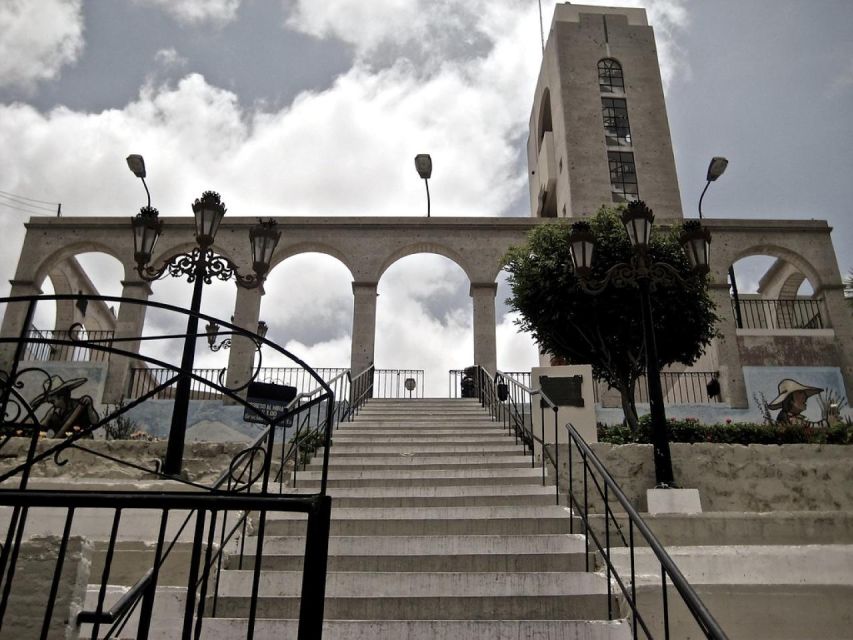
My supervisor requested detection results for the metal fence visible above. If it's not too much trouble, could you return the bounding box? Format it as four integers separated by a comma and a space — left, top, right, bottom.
1, 292, 354, 639
24, 328, 114, 363
635, 371, 722, 404
448, 369, 531, 398
733, 297, 823, 330
128, 367, 425, 401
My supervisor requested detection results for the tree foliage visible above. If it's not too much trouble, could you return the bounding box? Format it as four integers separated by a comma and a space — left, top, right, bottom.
503, 205, 719, 429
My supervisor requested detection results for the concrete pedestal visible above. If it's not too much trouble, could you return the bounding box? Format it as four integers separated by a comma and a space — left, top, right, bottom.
647, 488, 702, 515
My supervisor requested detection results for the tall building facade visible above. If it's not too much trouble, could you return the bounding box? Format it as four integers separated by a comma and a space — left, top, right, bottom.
527, 4, 682, 219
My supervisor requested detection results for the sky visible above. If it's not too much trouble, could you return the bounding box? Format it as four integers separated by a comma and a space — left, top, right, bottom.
0, 0, 851, 397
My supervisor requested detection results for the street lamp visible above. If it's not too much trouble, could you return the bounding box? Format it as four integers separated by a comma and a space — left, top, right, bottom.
698, 156, 728, 220
128, 162, 281, 475
414, 154, 432, 218
206, 319, 268, 352
568, 201, 711, 487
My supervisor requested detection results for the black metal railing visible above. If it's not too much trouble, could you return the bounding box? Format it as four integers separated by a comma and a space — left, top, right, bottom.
127, 366, 415, 401
448, 369, 531, 398
474, 366, 728, 639
372, 368, 424, 398
634, 371, 722, 405
0, 293, 375, 640
732, 297, 824, 330
24, 328, 115, 363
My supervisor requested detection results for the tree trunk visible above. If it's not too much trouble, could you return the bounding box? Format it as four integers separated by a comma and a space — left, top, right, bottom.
619, 385, 640, 433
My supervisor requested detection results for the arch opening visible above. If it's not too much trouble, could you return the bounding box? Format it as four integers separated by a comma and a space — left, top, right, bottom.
729, 253, 823, 330
376, 254, 473, 397
258, 252, 354, 378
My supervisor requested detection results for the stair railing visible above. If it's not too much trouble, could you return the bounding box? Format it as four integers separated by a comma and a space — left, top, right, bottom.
0, 293, 340, 640
473, 365, 729, 639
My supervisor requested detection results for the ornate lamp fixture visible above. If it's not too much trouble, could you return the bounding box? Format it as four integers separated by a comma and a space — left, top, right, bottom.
567, 200, 712, 487
207, 319, 269, 352
126, 156, 281, 475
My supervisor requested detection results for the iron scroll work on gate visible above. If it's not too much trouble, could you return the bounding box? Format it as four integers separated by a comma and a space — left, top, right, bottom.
0, 293, 354, 640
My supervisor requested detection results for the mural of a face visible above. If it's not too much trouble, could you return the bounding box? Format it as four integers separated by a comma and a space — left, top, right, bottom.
768, 378, 822, 425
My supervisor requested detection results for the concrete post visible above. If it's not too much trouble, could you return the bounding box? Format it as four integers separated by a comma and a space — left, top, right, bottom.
470, 282, 497, 376
102, 280, 153, 403
224, 286, 263, 398
818, 284, 853, 399
709, 283, 748, 408
0, 280, 43, 371
350, 282, 378, 377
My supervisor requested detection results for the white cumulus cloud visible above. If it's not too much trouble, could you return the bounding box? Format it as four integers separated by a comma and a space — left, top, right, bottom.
0, 0, 84, 90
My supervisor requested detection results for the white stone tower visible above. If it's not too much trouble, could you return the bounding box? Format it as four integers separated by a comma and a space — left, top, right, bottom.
527, 4, 682, 219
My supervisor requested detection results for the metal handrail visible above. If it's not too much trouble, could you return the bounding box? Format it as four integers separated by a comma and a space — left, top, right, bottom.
0, 293, 341, 640
472, 364, 728, 639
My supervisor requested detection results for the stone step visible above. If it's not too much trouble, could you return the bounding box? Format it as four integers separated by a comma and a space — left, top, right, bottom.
592, 511, 853, 546
608, 544, 853, 586
232, 533, 589, 572
261, 505, 577, 536
333, 434, 512, 444
292, 467, 544, 488
191, 619, 632, 640
284, 484, 555, 508
213, 570, 615, 620
351, 416, 496, 424
333, 427, 507, 436
306, 454, 532, 472
317, 444, 524, 456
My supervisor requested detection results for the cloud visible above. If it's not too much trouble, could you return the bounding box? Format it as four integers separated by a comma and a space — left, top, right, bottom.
0, 1, 595, 393
154, 48, 188, 70
133, 0, 240, 26
0, 0, 84, 91
287, 0, 689, 89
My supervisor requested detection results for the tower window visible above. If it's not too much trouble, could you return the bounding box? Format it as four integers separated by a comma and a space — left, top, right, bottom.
598, 59, 624, 93
602, 98, 631, 145
608, 151, 638, 202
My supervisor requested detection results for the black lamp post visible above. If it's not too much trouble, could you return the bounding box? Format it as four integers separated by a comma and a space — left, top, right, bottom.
568, 201, 712, 487
414, 154, 432, 217
129, 169, 280, 476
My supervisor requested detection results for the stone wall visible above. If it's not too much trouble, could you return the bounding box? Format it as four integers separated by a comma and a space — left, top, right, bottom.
0, 537, 92, 640
551, 442, 853, 513
0, 440, 246, 484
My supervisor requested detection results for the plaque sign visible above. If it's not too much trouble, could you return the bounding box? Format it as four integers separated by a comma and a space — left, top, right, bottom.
244, 381, 298, 425
539, 375, 584, 408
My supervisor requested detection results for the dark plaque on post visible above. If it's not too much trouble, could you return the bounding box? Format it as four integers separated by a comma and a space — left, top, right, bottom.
244, 381, 298, 425
539, 375, 584, 408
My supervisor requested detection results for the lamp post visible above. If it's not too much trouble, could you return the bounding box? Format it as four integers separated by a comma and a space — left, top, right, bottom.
568, 201, 712, 487
128, 165, 280, 475
414, 154, 432, 217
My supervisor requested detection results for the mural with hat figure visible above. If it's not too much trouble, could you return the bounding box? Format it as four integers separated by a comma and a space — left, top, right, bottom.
746, 366, 850, 427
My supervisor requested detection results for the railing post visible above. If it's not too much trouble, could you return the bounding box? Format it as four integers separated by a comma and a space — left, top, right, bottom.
298, 494, 332, 640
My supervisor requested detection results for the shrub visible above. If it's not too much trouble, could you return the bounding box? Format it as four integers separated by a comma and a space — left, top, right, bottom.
598, 415, 853, 445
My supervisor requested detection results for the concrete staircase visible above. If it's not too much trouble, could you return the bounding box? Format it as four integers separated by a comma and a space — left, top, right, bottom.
203, 398, 631, 639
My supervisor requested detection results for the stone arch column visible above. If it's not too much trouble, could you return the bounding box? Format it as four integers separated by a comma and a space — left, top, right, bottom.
102, 280, 153, 403
470, 282, 497, 375
0, 280, 43, 371
350, 282, 378, 377
225, 286, 263, 396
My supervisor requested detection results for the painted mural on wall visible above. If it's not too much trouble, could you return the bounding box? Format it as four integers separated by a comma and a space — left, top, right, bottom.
1, 362, 107, 437
767, 379, 822, 425
30, 374, 99, 437
596, 365, 851, 426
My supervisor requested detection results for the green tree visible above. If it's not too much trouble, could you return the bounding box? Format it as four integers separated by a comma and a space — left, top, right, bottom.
503, 205, 719, 431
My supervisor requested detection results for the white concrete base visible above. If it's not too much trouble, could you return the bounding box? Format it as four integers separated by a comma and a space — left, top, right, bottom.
647, 488, 702, 515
